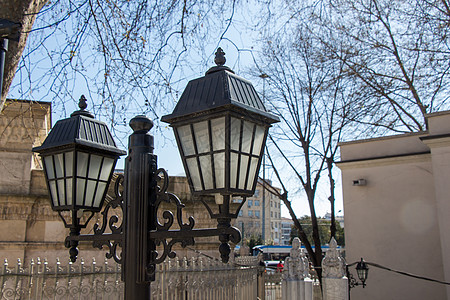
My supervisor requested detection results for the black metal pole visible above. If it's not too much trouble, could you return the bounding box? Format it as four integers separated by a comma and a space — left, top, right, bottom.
124, 115, 156, 299
0, 38, 8, 100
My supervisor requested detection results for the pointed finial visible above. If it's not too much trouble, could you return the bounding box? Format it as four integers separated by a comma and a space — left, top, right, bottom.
329, 237, 337, 250
205, 48, 234, 75
71, 95, 94, 118
78, 95, 88, 111
214, 48, 226, 66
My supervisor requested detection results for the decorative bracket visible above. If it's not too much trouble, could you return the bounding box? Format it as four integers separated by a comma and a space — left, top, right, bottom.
63, 169, 241, 277
63, 175, 125, 264
147, 169, 241, 276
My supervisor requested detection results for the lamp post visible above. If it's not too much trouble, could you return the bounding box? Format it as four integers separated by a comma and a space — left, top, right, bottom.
33, 48, 279, 299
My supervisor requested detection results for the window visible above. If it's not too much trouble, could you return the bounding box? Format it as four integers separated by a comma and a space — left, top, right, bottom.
255, 200, 260, 206
238, 210, 243, 217
238, 221, 244, 228
255, 221, 260, 227
233, 198, 242, 203
248, 210, 253, 217
271, 201, 273, 207
233, 198, 243, 203
248, 200, 253, 207
255, 210, 260, 218
271, 211, 273, 218
249, 221, 253, 227
275, 222, 278, 228
254, 190, 260, 197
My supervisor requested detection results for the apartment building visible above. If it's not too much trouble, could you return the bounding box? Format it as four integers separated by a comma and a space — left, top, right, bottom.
235, 179, 282, 244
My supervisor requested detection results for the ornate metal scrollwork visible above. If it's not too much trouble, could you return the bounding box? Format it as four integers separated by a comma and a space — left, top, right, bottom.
151, 168, 196, 265
92, 174, 125, 264
148, 168, 242, 270
64, 174, 125, 264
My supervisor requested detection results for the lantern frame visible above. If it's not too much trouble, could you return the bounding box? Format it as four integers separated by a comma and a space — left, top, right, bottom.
33, 96, 126, 213
356, 258, 369, 285
162, 48, 279, 198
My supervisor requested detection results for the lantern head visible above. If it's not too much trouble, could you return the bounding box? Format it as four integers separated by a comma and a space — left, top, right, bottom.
33, 96, 126, 212
162, 48, 279, 197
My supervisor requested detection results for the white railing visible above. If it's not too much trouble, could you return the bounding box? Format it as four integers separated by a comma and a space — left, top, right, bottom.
0, 258, 123, 300
152, 256, 259, 300
0, 256, 262, 300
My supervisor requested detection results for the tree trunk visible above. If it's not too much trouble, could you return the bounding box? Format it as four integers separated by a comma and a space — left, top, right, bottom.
0, 0, 48, 111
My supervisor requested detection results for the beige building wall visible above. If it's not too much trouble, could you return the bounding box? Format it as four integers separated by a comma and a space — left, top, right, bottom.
0, 99, 234, 266
338, 111, 450, 300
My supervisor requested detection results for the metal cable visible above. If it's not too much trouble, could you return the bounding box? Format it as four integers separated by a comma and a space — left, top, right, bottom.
366, 261, 450, 285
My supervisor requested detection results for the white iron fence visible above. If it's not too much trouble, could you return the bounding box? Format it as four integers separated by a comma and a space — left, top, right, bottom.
0, 256, 264, 300
152, 256, 260, 299
0, 258, 123, 300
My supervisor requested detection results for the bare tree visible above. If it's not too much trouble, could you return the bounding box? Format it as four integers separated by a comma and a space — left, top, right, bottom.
2, 0, 240, 128
318, 0, 450, 132
253, 13, 353, 280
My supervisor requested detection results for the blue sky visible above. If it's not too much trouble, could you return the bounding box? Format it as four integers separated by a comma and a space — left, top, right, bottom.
8, 1, 344, 219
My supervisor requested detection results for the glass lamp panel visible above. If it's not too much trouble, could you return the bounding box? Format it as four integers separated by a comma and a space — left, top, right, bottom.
186, 158, 202, 191
252, 125, 266, 156
193, 121, 210, 154
230, 152, 239, 188
76, 178, 86, 206
44, 156, 55, 180
199, 155, 213, 190
230, 117, 241, 151
213, 152, 225, 189
99, 158, 114, 181
177, 125, 196, 156
238, 155, 250, 189
77, 152, 89, 177
246, 157, 259, 190
85, 180, 97, 207
88, 155, 103, 179
357, 269, 368, 282
57, 179, 66, 206
49, 181, 58, 207
93, 182, 107, 208
66, 178, 73, 205
211, 117, 225, 151
241, 121, 255, 154
54, 153, 64, 178
64, 152, 74, 177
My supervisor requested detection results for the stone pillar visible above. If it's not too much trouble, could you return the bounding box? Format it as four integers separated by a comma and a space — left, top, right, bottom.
282, 237, 312, 300
322, 237, 348, 300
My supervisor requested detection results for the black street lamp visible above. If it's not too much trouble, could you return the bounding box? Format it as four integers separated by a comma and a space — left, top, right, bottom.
32, 96, 126, 262
33, 48, 279, 299
162, 48, 279, 261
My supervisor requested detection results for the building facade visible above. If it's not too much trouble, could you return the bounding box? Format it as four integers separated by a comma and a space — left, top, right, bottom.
338, 110, 450, 300
235, 179, 282, 245
280, 217, 293, 246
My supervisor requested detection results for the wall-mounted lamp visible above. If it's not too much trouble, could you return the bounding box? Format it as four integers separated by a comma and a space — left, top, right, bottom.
347, 258, 369, 291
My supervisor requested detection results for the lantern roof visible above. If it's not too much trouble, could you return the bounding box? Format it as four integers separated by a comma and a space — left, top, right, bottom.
33, 96, 126, 156
161, 48, 279, 125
